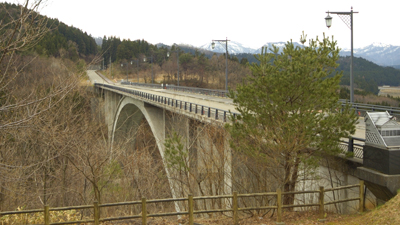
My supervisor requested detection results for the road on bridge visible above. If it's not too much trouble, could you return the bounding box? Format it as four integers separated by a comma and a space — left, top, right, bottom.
87, 70, 239, 114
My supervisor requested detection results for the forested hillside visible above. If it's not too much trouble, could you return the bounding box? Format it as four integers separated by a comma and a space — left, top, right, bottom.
0, 2, 97, 61
336, 56, 400, 94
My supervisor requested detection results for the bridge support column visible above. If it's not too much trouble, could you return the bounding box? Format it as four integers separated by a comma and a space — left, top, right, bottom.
105, 90, 121, 142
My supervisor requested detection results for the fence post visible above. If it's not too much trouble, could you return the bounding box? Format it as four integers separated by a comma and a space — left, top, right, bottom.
142, 197, 147, 225
94, 201, 100, 225
188, 194, 194, 225
319, 186, 325, 221
359, 180, 364, 213
276, 188, 282, 223
348, 137, 354, 153
233, 191, 238, 225
44, 205, 50, 225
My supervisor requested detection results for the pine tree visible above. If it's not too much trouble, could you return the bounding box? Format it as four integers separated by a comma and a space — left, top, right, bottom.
226, 34, 357, 206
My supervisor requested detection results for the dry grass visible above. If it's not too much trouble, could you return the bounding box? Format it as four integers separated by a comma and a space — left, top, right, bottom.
97, 194, 399, 225
97, 192, 400, 224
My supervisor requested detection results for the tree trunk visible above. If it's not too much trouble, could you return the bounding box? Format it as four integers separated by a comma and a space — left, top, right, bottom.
283, 156, 300, 208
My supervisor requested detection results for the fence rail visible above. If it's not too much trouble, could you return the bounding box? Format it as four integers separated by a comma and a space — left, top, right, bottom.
0, 181, 364, 225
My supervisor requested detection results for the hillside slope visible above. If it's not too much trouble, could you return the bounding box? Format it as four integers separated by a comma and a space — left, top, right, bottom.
345, 192, 400, 224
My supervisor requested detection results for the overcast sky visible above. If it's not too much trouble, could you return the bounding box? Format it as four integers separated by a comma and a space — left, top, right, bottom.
4, 0, 400, 50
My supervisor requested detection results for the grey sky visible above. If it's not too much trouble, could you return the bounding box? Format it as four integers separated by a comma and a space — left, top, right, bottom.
5, 0, 400, 50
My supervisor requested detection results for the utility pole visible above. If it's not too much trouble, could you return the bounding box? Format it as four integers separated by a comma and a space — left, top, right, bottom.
110, 56, 113, 79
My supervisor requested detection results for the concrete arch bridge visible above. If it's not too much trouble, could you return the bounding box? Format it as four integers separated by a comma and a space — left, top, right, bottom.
89, 70, 400, 213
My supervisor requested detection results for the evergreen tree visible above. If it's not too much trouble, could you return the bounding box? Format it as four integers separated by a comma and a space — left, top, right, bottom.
226, 35, 357, 206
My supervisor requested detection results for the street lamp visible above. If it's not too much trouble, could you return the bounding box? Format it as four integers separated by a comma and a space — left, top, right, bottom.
212, 37, 230, 91
325, 7, 358, 103
167, 50, 180, 86
120, 62, 129, 82
131, 59, 139, 83
143, 56, 154, 83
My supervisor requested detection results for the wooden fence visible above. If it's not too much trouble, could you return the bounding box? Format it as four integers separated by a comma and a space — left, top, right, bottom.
0, 181, 364, 225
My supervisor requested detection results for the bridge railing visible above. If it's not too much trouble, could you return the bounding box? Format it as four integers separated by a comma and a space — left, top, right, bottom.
165, 85, 228, 98
121, 81, 163, 89
119, 82, 400, 116
96, 83, 237, 123
0, 181, 364, 225
96, 84, 366, 159
339, 137, 365, 159
121, 82, 229, 97
340, 100, 400, 117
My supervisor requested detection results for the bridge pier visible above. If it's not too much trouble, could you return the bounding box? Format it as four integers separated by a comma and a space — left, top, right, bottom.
105, 90, 122, 142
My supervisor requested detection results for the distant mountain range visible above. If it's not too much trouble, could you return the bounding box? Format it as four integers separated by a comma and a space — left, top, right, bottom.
341, 43, 400, 67
198, 41, 400, 67
199, 41, 304, 54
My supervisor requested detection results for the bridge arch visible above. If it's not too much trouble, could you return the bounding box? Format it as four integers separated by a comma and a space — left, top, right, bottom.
111, 97, 185, 204
111, 96, 165, 158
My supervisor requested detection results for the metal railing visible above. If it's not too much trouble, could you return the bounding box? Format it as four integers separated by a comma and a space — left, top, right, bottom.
340, 100, 400, 117
166, 85, 228, 98
121, 81, 163, 89
339, 137, 365, 159
96, 83, 236, 123
121, 82, 229, 97
0, 181, 364, 225
120, 82, 400, 116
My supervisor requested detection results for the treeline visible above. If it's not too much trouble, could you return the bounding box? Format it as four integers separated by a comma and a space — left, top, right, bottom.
101, 37, 251, 67
102, 36, 400, 95
0, 2, 98, 61
101, 37, 251, 89
336, 56, 400, 94
35, 20, 98, 60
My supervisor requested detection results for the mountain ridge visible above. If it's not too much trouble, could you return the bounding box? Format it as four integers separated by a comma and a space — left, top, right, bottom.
197, 40, 400, 67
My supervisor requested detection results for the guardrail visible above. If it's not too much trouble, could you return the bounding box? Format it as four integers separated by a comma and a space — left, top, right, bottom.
119, 82, 400, 116
165, 85, 228, 98
121, 81, 163, 89
121, 82, 229, 97
340, 137, 365, 159
94, 71, 113, 84
96, 83, 236, 123
0, 181, 364, 225
340, 100, 400, 117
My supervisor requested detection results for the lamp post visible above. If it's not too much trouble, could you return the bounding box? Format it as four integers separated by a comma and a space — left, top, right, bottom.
325, 7, 358, 103
167, 50, 180, 86
120, 62, 128, 82
143, 56, 154, 83
131, 59, 139, 83
212, 37, 230, 91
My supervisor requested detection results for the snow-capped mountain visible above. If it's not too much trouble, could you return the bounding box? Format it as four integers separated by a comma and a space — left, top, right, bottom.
197, 41, 400, 67
253, 42, 304, 54
341, 42, 400, 66
199, 41, 255, 54
199, 41, 304, 54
